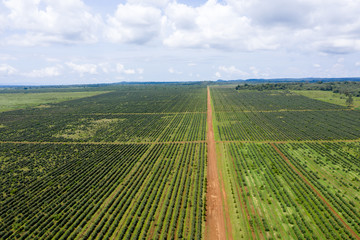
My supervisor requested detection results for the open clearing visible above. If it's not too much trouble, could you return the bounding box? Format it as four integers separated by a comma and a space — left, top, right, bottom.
0, 91, 109, 112
294, 90, 360, 110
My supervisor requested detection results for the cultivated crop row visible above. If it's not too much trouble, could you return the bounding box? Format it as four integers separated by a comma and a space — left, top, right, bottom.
223, 142, 359, 239
211, 87, 360, 141
158, 113, 207, 142
0, 143, 82, 202
215, 110, 360, 141
0, 113, 206, 143
211, 86, 360, 239
0, 142, 206, 240
0, 86, 207, 143
211, 87, 345, 112
5, 85, 207, 115
276, 142, 360, 234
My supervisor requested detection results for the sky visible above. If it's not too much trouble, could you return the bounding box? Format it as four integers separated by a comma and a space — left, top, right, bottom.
1, 0, 360, 85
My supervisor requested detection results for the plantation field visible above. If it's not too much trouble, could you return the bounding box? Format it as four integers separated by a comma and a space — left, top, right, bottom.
212, 88, 360, 141
0, 142, 206, 239
0, 85, 208, 240
0, 86, 207, 143
0, 112, 206, 143
294, 90, 360, 110
219, 142, 360, 239
1, 83, 360, 240
19, 85, 207, 114
211, 86, 360, 239
0, 91, 109, 112
211, 87, 345, 112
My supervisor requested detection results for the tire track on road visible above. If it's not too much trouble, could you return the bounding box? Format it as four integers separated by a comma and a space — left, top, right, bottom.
206, 87, 229, 240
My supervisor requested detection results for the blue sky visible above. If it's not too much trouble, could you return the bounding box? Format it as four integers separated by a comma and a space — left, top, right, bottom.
0, 0, 360, 85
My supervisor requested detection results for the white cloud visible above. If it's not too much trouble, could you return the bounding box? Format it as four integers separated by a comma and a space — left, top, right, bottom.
0, 54, 17, 61
63, 62, 142, 77
127, 0, 169, 8
66, 62, 97, 76
2, 0, 360, 84
337, 57, 345, 63
2, 33, 59, 46
168, 67, 182, 74
0, 64, 17, 75
219, 65, 249, 77
165, 3, 197, 31
24, 66, 62, 78
249, 66, 259, 76
163, 1, 276, 50
116, 64, 137, 74
98, 63, 111, 74
0, 14, 5, 32
161, 0, 360, 53
0, 0, 360, 55
105, 3, 162, 44
240, 0, 311, 28
249, 66, 270, 77
2, 0, 102, 45
45, 57, 60, 63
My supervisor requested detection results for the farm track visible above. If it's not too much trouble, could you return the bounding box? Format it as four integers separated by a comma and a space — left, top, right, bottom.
216, 109, 353, 113
217, 139, 360, 144
217, 144, 233, 240
270, 143, 360, 240
205, 87, 228, 240
0, 140, 206, 145
2, 138, 360, 146
5, 112, 207, 116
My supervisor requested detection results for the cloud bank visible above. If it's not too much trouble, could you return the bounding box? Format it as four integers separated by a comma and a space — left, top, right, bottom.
1, 0, 360, 84
0, 0, 359, 54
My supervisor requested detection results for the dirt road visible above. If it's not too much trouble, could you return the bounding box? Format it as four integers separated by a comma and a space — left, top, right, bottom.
206, 87, 227, 240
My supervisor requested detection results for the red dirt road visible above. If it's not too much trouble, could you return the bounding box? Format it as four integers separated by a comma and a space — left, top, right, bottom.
206, 87, 227, 240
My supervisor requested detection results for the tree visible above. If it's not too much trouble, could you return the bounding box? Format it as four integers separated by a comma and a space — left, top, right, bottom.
346, 94, 354, 107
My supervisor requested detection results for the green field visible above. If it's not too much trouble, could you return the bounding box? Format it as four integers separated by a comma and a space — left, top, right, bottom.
0, 91, 109, 112
0, 84, 359, 239
0, 85, 207, 240
294, 90, 360, 110
212, 86, 360, 239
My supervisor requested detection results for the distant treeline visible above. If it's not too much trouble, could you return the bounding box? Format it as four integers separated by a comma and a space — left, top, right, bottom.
236, 81, 360, 96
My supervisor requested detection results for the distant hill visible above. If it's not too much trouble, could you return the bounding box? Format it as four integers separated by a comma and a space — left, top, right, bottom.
214, 77, 360, 84
1, 77, 360, 90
